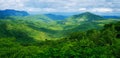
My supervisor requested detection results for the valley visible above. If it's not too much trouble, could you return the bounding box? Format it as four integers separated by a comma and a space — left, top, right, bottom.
0, 9, 120, 58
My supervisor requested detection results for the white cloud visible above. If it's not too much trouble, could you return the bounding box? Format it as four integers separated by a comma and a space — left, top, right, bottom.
0, 0, 119, 14
91, 8, 113, 12
0, 0, 28, 10
26, 8, 57, 13
79, 8, 87, 11
42, 8, 57, 12
26, 8, 42, 12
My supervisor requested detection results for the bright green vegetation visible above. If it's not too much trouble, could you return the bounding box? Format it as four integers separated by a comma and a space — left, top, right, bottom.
0, 12, 120, 58
0, 21, 120, 58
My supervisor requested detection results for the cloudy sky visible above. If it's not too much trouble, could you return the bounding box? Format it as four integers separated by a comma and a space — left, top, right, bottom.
0, 0, 120, 15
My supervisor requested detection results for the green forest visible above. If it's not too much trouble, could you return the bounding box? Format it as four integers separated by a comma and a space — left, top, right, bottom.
0, 11, 120, 58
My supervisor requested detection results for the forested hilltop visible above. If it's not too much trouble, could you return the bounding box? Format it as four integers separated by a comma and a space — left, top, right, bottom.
0, 9, 120, 58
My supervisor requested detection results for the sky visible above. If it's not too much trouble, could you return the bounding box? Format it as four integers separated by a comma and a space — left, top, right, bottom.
0, 0, 120, 15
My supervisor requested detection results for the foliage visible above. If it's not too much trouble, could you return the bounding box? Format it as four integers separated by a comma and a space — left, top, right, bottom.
0, 20, 120, 58
0, 12, 120, 58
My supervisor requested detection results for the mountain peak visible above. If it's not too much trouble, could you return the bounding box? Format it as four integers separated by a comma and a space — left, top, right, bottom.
67, 12, 105, 22
80, 12, 96, 16
82, 12, 93, 14
72, 12, 94, 18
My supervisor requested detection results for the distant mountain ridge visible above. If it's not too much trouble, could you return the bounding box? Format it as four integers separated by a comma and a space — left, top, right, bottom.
0, 9, 29, 19
45, 14, 68, 20
103, 16, 120, 19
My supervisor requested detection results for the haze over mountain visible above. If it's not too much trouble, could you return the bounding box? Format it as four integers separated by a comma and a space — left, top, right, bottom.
45, 14, 68, 20
103, 16, 120, 19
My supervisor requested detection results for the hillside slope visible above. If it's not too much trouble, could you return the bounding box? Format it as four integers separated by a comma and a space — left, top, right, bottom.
63, 12, 105, 25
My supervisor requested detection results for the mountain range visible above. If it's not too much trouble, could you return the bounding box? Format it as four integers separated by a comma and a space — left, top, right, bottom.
0, 9, 29, 19
45, 14, 68, 20
0, 9, 119, 39
0, 9, 120, 58
103, 16, 120, 19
